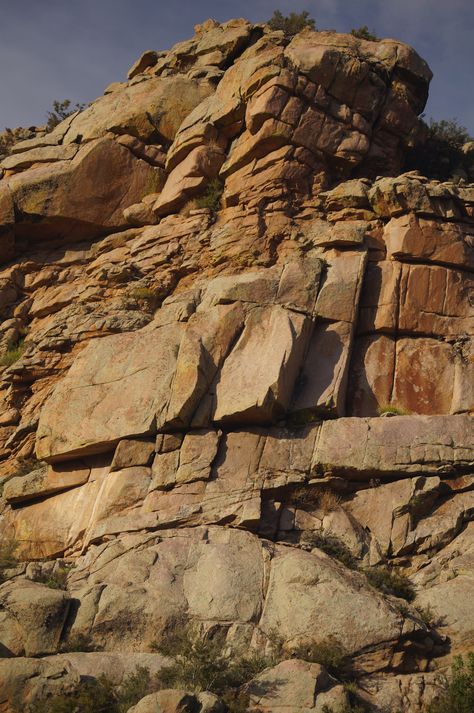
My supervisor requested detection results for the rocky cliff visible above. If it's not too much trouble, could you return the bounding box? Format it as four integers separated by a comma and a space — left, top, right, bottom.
0, 18, 473, 713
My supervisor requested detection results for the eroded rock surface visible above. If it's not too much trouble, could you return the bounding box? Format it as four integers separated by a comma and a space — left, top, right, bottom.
0, 16, 472, 713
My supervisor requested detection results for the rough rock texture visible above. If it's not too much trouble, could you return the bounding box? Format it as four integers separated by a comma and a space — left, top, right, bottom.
0, 17, 472, 713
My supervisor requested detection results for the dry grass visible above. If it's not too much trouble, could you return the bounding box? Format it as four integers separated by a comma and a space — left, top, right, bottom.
289, 486, 341, 513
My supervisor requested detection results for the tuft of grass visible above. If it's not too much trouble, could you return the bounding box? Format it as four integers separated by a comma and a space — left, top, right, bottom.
377, 404, 410, 416
195, 178, 224, 213
0, 538, 19, 583
303, 532, 357, 570
290, 637, 349, 676
289, 486, 341, 514
0, 338, 26, 367
60, 632, 99, 653
364, 566, 416, 602
426, 653, 474, 713
33, 566, 71, 591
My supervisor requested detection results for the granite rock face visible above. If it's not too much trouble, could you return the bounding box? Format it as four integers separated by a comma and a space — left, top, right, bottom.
0, 16, 472, 713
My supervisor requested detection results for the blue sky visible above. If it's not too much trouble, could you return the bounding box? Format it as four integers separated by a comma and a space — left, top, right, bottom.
1, 0, 473, 135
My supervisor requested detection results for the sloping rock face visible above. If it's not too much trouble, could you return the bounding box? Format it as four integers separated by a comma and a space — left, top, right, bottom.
0, 17, 472, 713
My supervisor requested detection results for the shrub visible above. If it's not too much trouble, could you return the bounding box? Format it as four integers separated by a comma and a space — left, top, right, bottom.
268, 10, 316, 37
128, 286, 157, 307
33, 566, 70, 590
426, 653, 474, 713
291, 637, 349, 676
351, 25, 379, 41
195, 178, 224, 213
12, 457, 46, 478
0, 538, 19, 583
364, 566, 415, 602
404, 117, 473, 181
153, 622, 271, 707
303, 532, 357, 570
322, 703, 367, 713
29, 666, 151, 713
46, 99, 86, 132
0, 338, 26, 367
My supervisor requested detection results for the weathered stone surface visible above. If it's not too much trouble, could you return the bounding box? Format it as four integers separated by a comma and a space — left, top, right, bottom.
0, 657, 80, 712
5, 138, 163, 241
246, 659, 348, 712
313, 414, 474, 479
3, 461, 90, 503
36, 323, 184, 461
0, 579, 70, 656
0, 18, 473, 713
214, 305, 312, 424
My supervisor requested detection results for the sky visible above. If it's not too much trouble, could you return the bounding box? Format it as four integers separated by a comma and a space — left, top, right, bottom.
1, 0, 473, 135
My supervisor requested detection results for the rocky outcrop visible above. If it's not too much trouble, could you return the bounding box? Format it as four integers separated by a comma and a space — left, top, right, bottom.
0, 16, 472, 713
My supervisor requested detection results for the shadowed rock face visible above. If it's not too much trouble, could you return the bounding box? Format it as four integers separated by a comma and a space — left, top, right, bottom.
0, 17, 472, 713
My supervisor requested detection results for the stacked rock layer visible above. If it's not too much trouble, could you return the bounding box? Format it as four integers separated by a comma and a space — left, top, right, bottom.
0, 18, 472, 713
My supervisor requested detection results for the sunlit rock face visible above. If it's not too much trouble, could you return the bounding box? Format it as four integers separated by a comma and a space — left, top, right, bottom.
0, 16, 473, 713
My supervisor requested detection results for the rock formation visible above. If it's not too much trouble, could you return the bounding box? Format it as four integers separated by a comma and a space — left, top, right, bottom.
0, 17, 472, 713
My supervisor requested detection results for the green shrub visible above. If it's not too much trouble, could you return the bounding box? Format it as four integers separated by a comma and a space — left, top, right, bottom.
29, 666, 151, 713
195, 178, 224, 213
0, 338, 26, 367
33, 566, 71, 590
426, 653, 474, 713
12, 457, 46, 478
153, 622, 271, 706
405, 117, 473, 181
351, 25, 379, 41
291, 637, 349, 676
303, 532, 357, 570
322, 703, 367, 713
267, 10, 316, 37
364, 566, 415, 602
46, 99, 86, 132
0, 538, 19, 583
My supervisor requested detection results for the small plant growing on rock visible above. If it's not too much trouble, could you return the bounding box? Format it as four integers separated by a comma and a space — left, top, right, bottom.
303, 531, 357, 570
268, 10, 316, 37
33, 565, 71, 590
0, 338, 26, 367
152, 621, 271, 710
60, 631, 99, 653
364, 565, 416, 602
196, 178, 224, 213
0, 537, 19, 583
291, 637, 350, 676
29, 666, 151, 713
46, 99, 86, 132
377, 404, 410, 416
351, 25, 379, 41
426, 653, 474, 713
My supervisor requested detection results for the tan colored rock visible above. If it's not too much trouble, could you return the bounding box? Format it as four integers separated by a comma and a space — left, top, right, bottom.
61, 76, 214, 145
314, 414, 474, 479
154, 145, 225, 216
127, 50, 159, 79
0, 657, 79, 712
175, 430, 220, 484
347, 335, 395, 416
292, 320, 352, 417
128, 690, 222, 713
36, 323, 184, 461
3, 461, 90, 503
111, 439, 155, 471
246, 659, 348, 712
7, 138, 163, 241
383, 214, 474, 270
0, 579, 70, 656
214, 305, 311, 424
